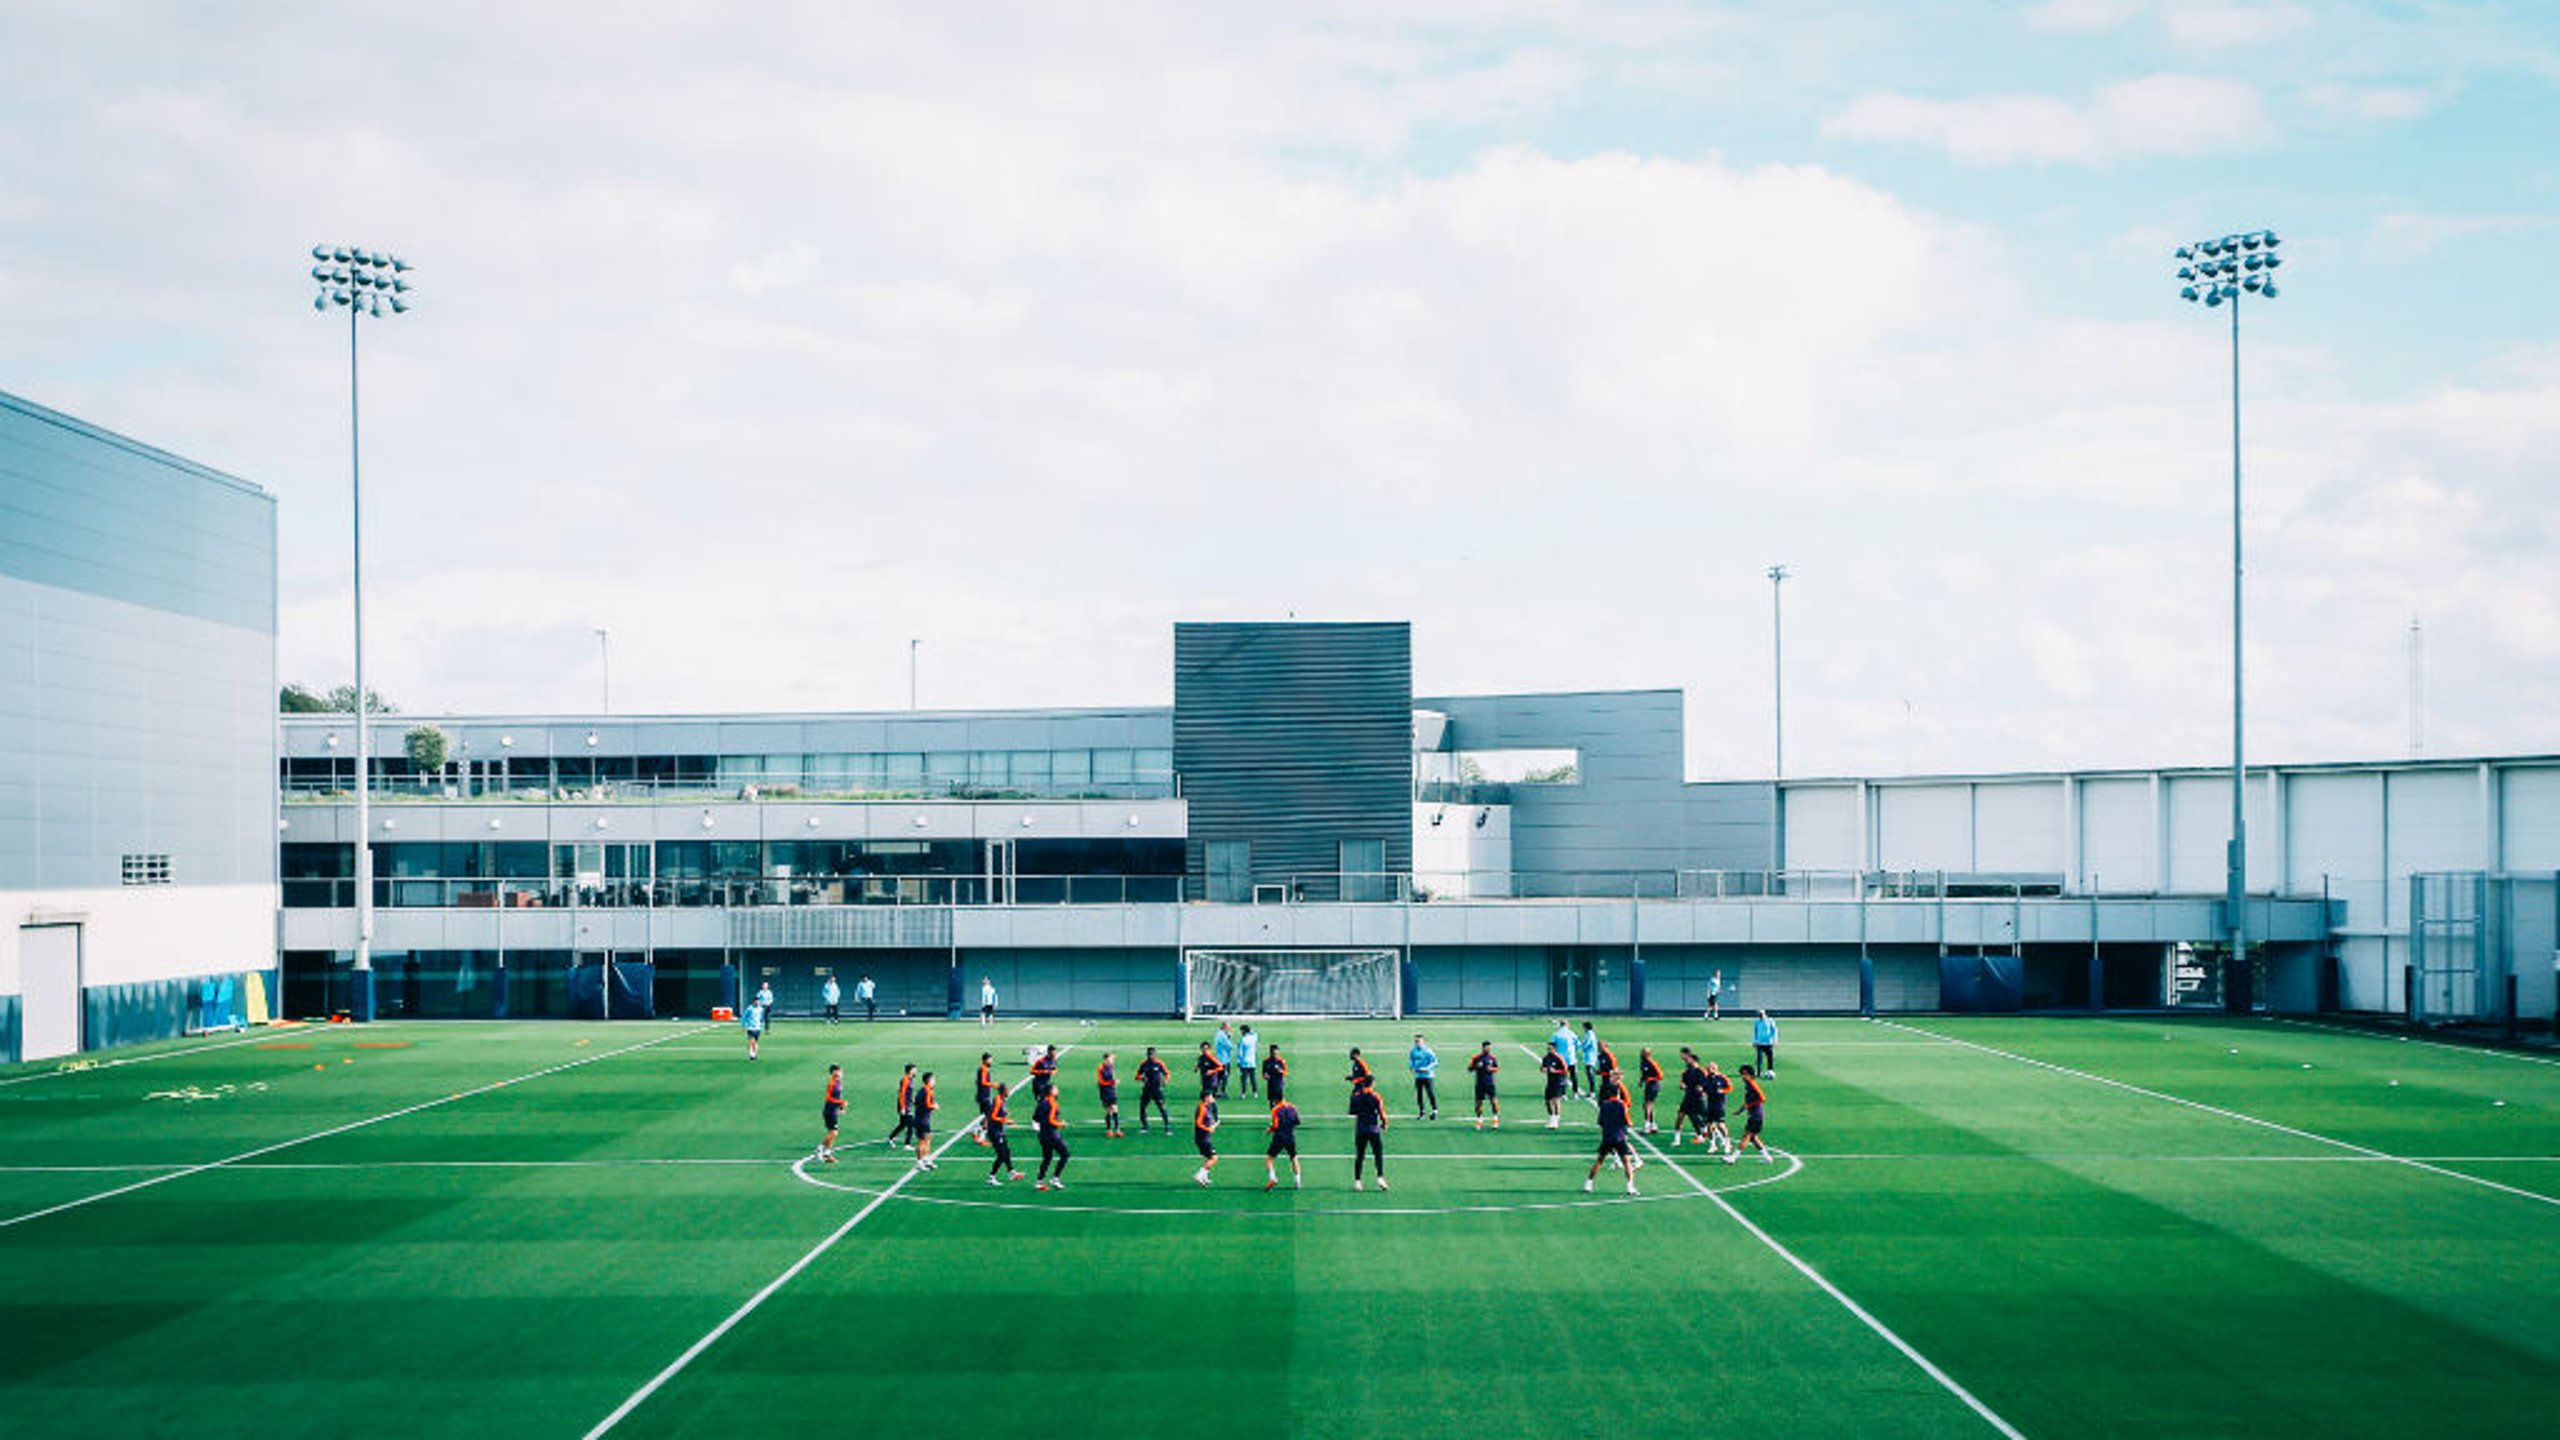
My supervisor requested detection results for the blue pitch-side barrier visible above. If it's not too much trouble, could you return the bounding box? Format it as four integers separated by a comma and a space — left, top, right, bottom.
567, 961, 658, 1020
1939, 953, 2024, 1012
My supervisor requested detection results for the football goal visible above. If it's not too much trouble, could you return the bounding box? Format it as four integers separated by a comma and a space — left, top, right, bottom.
1182, 948, 1402, 1021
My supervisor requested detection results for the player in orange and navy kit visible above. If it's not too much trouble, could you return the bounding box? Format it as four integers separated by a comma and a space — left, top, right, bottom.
1030, 1044, 1059, 1099
1345, 1047, 1374, 1091
984, 1083, 1022, 1186
1540, 1042, 1570, 1128
974, 1052, 997, 1145
908, 1070, 939, 1171
1095, 1052, 1122, 1137
1261, 1046, 1288, 1104
1191, 1093, 1221, 1186
1033, 1085, 1071, 1190
1730, 1066, 1771, 1164
1348, 1073, 1390, 1191
1637, 1048, 1665, 1134
1467, 1042, 1501, 1129
1196, 1041, 1225, 1099
1136, 1047, 1171, 1133
1584, 1080, 1642, 1195
1594, 1037, 1621, 1089
886, 1063, 918, 1147
816, 1064, 845, 1164
1263, 1096, 1303, 1191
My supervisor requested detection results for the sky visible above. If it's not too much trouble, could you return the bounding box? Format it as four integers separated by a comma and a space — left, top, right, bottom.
4, 0, 2556, 780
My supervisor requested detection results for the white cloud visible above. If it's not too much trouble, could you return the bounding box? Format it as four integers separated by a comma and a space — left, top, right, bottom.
1, 3, 2553, 782
2368, 211, 2558, 261
2160, 2, 2314, 49
1827, 73, 2268, 165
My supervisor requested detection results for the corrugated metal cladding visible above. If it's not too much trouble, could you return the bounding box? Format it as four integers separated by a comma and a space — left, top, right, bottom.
1174, 622, 1412, 900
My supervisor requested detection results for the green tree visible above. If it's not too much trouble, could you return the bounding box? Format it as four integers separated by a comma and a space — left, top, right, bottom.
277, 683, 397, 714
404, 724, 450, 777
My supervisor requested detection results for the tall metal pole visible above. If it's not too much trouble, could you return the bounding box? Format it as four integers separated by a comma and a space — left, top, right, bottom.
596, 627, 611, 714
350, 299, 371, 1011
2176, 227, 2279, 1009
312, 245, 414, 1023
909, 638, 920, 710
1768, 565, 1789, 779
2227, 291, 2246, 991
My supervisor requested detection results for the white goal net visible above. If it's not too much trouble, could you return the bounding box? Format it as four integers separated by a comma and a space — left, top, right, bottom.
1183, 949, 1402, 1021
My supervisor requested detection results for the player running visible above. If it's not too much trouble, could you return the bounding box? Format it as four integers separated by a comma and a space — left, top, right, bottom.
1033, 1084, 1071, 1191
1348, 1073, 1390, 1192
1637, 1047, 1664, 1133
1729, 1066, 1771, 1164
974, 1052, 997, 1145
1030, 1043, 1059, 1099
908, 1070, 939, 1171
886, 1063, 919, 1148
1191, 1092, 1222, 1186
1408, 1034, 1439, 1120
815, 1064, 845, 1164
1540, 1042, 1571, 1128
1674, 1048, 1712, 1147
1263, 1095, 1303, 1191
1212, 1023, 1238, 1098
1261, 1045, 1288, 1104
741, 995, 766, 1061
984, 1084, 1022, 1186
1136, 1047, 1171, 1133
1704, 1060, 1736, 1156
1584, 1080, 1643, 1195
1467, 1042, 1501, 1129
1095, 1052, 1123, 1138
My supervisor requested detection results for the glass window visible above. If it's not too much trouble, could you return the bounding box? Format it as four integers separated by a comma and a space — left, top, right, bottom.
1053, 750, 1091, 788
925, 752, 967, 792
1007, 750, 1050, 790
1206, 840, 1251, 903
884, 753, 924, 790
1093, 749, 1135, 785
970, 750, 1009, 787
1340, 837, 1387, 902
1135, 748, 1172, 784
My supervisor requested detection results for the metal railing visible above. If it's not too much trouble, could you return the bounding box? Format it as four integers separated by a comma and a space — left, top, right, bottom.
284, 872, 1185, 910
280, 776, 1178, 804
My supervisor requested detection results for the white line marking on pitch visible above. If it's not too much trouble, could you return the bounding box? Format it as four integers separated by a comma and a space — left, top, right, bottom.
0, 1024, 411, 1087
0, 1026, 712, 1230
2269, 1017, 2560, 1069
582, 1049, 1071, 1440
1879, 1020, 2560, 1211
1520, 1043, 2026, 1440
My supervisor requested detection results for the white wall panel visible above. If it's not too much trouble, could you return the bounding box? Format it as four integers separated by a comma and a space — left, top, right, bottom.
1975, 781, 2065, 872
2078, 778, 2157, 893
1782, 784, 1861, 871
1877, 785, 1971, 871
2501, 765, 2560, 870
2284, 772, 2385, 929
2383, 769, 2483, 928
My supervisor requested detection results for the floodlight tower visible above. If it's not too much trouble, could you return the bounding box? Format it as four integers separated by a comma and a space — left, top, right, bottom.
2175, 227, 2280, 1008
310, 245, 415, 1021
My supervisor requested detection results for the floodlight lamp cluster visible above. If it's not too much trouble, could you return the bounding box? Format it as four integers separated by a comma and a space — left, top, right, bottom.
310, 245, 416, 317
2176, 229, 2281, 307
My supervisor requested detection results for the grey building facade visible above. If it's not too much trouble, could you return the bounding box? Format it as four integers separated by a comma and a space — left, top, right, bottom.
1, 390, 277, 1061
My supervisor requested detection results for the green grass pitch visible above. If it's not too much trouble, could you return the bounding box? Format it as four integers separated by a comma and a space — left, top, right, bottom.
3, 1014, 2555, 1439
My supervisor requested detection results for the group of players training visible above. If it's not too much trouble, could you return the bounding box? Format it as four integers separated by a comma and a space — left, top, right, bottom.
806, 1017, 1776, 1198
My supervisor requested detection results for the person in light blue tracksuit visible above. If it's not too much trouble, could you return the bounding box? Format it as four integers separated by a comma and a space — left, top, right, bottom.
1752, 1010, 1778, 1077
1211, 1022, 1237, 1098
1408, 1034, 1439, 1119
1576, 1022, 1601, 1096
741, 999, 766, 1061
1549, 1020, 1578, 1095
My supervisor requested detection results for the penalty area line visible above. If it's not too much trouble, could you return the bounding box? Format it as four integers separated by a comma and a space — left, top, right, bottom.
1515, 1044, 2025, 1440
582, 1050, 1070, 1439
0, 1025, 712, 1231
1878, 1019, 2560, 1211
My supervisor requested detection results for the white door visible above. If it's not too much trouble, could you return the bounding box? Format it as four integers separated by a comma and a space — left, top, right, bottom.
20, 924, 82, 1062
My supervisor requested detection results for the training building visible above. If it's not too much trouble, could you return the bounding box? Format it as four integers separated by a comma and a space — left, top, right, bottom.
272, 622, 2558, 1031
0, 390, 277, 1062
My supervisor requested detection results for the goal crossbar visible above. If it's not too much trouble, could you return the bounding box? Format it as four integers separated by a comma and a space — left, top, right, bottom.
1182, 948, 1402, 1022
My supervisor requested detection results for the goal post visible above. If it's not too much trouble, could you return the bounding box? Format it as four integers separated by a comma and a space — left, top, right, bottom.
1182, 949, 1403, 1022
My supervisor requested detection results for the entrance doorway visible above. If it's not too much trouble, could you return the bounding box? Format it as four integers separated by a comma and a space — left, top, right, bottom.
1546, 946, 1591, 1011
19, 924, 82, 1061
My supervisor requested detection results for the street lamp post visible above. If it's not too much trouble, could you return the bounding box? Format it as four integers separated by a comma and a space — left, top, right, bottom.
596, 627, 611, 714
312, 245, 414, 1022
909, 638, 921, 710
2176, 227, 2280, 1011
1768, 564, 1789, 780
